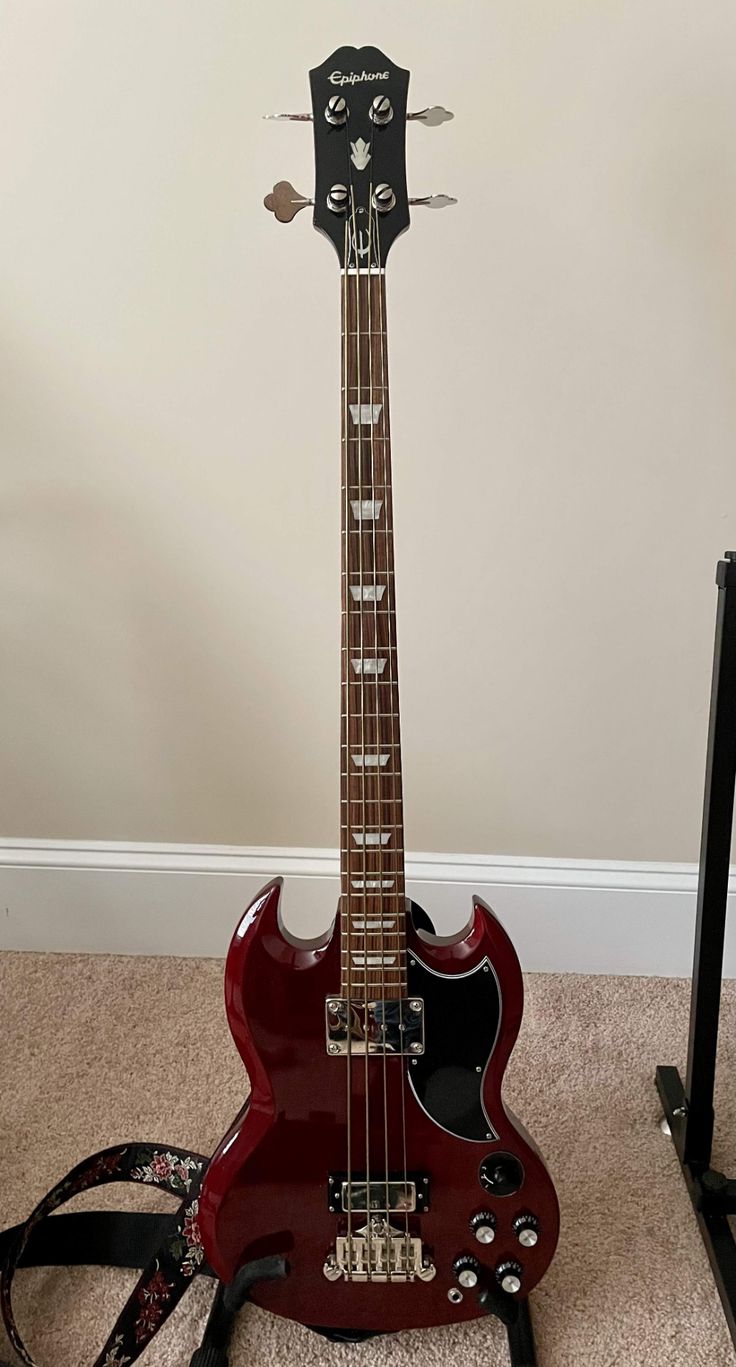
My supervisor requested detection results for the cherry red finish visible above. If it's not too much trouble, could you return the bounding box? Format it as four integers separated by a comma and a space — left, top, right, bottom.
199, 881, 559, 1332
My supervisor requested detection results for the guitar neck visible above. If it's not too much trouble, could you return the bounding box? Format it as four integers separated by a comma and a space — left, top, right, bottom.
340, 268, 407, 1000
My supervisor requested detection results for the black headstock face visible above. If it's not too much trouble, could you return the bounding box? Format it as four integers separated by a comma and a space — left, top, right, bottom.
309, 47, 410, 269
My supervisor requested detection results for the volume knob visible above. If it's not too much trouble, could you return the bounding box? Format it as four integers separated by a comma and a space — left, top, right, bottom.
469, 1211, 496, 1245
496, 1260, 523, 1295
513, 1215, 539, 1248
453, 1254, 481, 1289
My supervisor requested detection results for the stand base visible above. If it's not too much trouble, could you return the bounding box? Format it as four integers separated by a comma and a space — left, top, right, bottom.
0, 1211, 538, 1366
656, 1064, 736, 1348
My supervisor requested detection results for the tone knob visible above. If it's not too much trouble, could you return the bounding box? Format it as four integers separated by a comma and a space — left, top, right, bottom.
369, 95, 393, 126
479, 1152, 524, 1197
453, 1254, 481, 1289
327, 184, 349, 215
372, 183, 396, 214
496, 1260, 523, 1295
469, 1211, 496, 1245
325, 95, 348, 126
513, 1215, 539, 1248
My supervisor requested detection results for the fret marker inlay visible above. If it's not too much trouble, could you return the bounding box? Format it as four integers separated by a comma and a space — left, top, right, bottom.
351, 658, 387, 675
351, 753, 390, 768
350, 499, 383, 522
351, 878, 395, 891
353, 831, 392, 845
349, 403, 382, 426
349, 584, 386, 602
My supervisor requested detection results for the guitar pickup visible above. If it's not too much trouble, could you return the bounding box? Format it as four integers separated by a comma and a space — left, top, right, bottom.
325, 997, 424, 1055
328, 1172, 430, 1214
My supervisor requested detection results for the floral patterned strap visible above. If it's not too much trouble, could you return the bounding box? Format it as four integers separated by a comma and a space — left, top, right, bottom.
0, 1144, 209, 1367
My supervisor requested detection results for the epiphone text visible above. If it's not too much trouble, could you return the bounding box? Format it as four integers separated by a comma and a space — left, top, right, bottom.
329, 69, 390, 86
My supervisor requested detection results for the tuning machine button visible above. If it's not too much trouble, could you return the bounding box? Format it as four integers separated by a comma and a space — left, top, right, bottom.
372, 183, 396, 214
496, 1260, 523, 1295
262, 112, 313, 122
470, 1211, 496, 1245
369, 95, 393, 126
263, 181, 313, 223
513, 1215, 539, 1248
327, 184, 349, 215
408, 106, 454, 126
453, 1254, 481, 1289
409, 194, 458, 209
325, 95, 348, 126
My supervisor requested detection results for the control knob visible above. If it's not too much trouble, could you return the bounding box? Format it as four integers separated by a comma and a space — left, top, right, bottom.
496, 1260, 523, 1295
469, 1211, 496, 1244
513, 1214, 539, 1248
452, 1253, 481, 1289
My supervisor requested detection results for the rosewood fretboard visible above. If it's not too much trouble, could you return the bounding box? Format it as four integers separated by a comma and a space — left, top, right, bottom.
340, 269, 407, 1001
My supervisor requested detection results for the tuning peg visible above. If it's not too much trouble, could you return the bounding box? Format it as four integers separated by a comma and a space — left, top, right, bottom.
409, 194, 458, 209
264, 107, 454, 127
264, 181, 313, 223
408, 106, 454, 126
263, 112, 313, 122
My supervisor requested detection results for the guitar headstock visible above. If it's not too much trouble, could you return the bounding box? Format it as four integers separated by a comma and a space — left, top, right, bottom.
309, 46, 409, 268
264, 46, 455, 269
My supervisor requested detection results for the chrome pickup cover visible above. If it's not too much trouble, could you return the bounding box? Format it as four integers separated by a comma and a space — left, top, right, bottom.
324, 1218, 436, 1282
325, 997, 424, 1056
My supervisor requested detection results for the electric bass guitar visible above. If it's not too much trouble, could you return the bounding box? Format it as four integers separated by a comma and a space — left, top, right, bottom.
200, 46, 559, 1336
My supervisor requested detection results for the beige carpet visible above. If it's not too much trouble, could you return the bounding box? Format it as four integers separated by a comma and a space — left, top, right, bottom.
1, 952, 735, 1366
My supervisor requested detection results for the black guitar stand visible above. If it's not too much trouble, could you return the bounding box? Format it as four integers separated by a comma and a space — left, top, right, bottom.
656, 550, 736, 1350
0, 1207, 538, 1366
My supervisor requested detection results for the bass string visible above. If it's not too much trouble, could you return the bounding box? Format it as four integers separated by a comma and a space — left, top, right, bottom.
340, 213, 355, 1280
364, 196, 393, 1278
347, 136, 373, 1280
373, 211, 412, 1273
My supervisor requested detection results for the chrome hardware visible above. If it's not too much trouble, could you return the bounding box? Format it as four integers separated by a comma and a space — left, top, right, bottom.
325, 95, 348, 126
453, 1254, 481, 1289
326, 997, 424, 1055
331, 1219, 436, 1282
408, 194, 458, 209
369, 95, 393, 126
263, 181, 313, 223
497, 1260, 523, 1295
264, 107, 453, 125
372, 183, 396, 214
408, 106, 454, 126
447, 1287, 463, 1304
513, 1215, 539, 1248
327, 183, 349, 214
335, 1178, 421, 1214
470, 1211, 496, 1245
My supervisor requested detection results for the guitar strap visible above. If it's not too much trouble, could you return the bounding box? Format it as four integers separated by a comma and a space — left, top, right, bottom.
0, 1143, 209, 1367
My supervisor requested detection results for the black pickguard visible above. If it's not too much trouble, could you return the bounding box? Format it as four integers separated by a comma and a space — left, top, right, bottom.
407, 901, 501, 1142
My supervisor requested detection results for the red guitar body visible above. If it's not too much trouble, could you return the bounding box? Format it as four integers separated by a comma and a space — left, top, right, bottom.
199, 879, 559, 1334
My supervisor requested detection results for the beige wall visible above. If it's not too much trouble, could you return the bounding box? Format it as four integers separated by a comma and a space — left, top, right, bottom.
1, 0, 736, 861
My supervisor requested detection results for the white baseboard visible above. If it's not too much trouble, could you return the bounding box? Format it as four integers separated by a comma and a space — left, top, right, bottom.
0, 839, 733, 977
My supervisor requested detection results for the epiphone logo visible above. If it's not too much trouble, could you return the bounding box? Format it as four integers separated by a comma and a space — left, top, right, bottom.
329, 69, 389, 86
